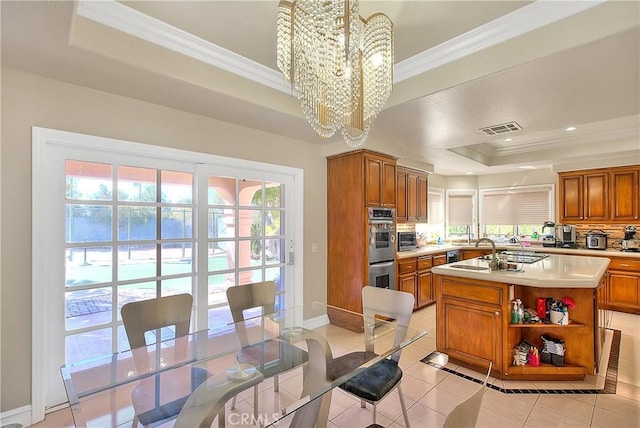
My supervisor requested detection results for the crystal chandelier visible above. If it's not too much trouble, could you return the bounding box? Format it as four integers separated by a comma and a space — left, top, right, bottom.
277, 0, 393, 147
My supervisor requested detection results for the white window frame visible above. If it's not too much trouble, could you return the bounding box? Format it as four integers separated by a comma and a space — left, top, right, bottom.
31, 127, 304, 419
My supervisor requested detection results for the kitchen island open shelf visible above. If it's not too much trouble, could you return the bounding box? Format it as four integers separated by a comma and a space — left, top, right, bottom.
433, 254, 609, 381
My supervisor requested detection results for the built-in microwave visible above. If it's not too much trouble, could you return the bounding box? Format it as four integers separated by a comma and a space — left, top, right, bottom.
367, 208, 396, 263
397, 231, 417, 252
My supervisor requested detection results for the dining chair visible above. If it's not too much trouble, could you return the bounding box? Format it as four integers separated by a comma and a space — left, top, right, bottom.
442, 362, 493, 428
329, 286, 415, 427
226, 281, 308, 419
121, 293, 209, 428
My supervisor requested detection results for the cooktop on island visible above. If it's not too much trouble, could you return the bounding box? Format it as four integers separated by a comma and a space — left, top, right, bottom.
478, 251, 549, 264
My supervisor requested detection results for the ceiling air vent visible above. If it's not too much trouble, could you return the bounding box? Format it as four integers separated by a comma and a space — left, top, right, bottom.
480, 121, 522, 136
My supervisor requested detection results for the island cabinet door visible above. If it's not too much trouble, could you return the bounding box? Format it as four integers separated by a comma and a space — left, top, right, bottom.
438, 298, 502, 370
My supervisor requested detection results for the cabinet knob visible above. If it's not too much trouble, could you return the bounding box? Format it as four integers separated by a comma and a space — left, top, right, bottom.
494, 311, 500, 316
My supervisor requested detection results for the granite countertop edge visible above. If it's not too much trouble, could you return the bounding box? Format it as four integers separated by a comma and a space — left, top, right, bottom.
396, 244, 640, 260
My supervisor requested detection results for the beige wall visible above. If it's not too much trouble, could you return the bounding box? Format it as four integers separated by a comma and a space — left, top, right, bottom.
0, 67, 328, 412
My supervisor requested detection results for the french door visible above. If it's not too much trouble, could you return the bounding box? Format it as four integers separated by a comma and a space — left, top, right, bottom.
32, 128, 301, 417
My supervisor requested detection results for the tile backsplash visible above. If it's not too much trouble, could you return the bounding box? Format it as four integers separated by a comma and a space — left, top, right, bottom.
574, 224, 637, 249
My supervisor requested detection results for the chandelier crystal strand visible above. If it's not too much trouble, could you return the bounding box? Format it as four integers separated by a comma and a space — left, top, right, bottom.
277, 0, 392, 147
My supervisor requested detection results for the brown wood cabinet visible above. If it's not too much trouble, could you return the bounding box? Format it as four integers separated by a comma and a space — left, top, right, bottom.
605, 257, 640, 314
396, 166, 428, 223
610, 167, 640, 222
417, 256, 435, 307
327, 150, 397, 332
396, 254, 439, 309
460, 249, 491, 260
397, 258, 418, 308
436, 276, 504, 372
558, 165, 639, 223
365, 153, 396, 208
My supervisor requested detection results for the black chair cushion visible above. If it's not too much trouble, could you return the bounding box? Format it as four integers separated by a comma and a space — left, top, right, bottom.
332, 352, 403, 402
136, 366, 209, 426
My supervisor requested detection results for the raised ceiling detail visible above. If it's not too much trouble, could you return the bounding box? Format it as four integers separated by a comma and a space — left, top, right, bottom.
2, 0, 638, 175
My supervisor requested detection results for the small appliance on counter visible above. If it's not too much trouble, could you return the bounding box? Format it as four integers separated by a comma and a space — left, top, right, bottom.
585, 229, 607, 250
397, 231, 417, 252
555, 224, 578, 249
622, 225, 639, 252
541, 221, 556, 247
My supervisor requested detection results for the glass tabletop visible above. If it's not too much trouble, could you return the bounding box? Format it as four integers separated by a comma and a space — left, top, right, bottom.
61, 302, 427, 427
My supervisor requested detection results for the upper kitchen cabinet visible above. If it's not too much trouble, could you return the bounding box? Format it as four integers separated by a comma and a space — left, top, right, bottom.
396, 166, 428, 223
610, 167, 640, 222
559, 165, 639, 224
365, 153, 397, 208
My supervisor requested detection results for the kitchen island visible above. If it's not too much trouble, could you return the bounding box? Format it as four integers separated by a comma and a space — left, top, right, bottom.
432, 254, 610, 380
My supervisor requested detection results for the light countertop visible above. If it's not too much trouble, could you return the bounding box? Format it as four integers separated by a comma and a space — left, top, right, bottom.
397, 244, 640, 260
431, 253, 610, 288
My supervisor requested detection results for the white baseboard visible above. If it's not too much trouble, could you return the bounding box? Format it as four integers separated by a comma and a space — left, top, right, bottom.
1, 405, 31, 428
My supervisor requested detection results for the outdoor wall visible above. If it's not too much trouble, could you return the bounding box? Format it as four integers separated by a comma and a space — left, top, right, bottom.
0, 67, 328, 412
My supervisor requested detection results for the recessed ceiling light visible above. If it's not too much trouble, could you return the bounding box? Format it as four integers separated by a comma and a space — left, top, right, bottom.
504, 138, 513, 142
518, 166, 536, 170
565, 126, 577, 131
465, 171, 475, 175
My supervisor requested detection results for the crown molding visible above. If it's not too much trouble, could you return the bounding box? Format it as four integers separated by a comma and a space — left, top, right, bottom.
393, 0, 604, 82
75, 0, 291, 93
76, 0, 603, 92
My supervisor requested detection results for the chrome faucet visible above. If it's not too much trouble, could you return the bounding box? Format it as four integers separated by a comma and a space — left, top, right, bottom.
466, 224, 473, 245
475, 238, 499, 271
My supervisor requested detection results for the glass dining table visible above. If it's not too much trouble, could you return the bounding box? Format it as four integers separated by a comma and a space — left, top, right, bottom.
60, 302, 427, 428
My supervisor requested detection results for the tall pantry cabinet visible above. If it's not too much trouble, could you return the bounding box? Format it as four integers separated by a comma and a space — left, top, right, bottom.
327, 150, 397, 332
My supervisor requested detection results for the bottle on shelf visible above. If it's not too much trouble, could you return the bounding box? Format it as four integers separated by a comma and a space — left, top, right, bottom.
517, 299, 524, 324
511, 299, 520, 324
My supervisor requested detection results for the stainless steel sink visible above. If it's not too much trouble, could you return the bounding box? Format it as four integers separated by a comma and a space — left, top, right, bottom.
449, 265, 489, 271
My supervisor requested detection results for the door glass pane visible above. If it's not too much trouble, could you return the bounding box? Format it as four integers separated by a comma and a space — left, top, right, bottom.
208, 208, 235, 238
238, 269, 263, 285
161, 170, 193, 204
66, 327, 112, 364
65, 287, 112, 330
117, 206, 156, 240
208, 241, 234, 272
66, 160, 113, 201
161, 243, 193, 275
208, 273, 233, 306
118, 245, 157, 281
117, 166, 157, 202
239, 209, 262, 238
161, 207, 192, 239
66, 246, 113, 286
117, 282, 157, 319
239, 179, 263, 207
208, 176, 236, 205
66, 205, 112, 243
266, 266, 285, 292
265, 182, 283, 208
238, 238, 261, 268
161, 277, 192, 297
265, 210, 282, 236
265, 239, 283, 264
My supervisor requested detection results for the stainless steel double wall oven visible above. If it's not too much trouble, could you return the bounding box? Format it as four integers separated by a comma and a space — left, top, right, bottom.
367, 207, 396, 289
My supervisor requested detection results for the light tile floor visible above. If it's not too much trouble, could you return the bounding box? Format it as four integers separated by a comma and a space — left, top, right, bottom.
32, 307, 640, 427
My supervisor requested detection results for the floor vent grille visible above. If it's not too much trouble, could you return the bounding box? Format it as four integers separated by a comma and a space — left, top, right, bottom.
480, 121, 522, 136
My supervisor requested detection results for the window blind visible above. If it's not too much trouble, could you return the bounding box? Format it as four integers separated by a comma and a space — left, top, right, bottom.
448, 194, 473, 226
483, 189, 550, 225
428, 191, 443, 224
